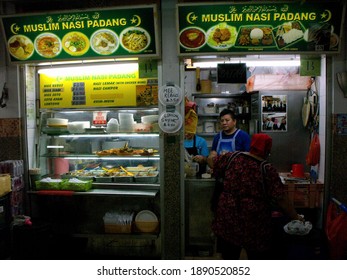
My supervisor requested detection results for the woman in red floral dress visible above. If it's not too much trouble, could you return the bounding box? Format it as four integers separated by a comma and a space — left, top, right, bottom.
207, 133, 303, 259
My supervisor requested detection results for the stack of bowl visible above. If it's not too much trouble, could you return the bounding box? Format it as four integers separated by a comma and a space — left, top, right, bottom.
141, 115, 159, 132
119, 113, 134, 132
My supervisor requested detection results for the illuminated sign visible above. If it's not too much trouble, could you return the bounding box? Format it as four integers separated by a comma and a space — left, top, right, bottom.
177, 1, 345, 55
1, 5, 159, 63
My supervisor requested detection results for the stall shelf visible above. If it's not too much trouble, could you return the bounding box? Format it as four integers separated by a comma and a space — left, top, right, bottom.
192, 92, 259, 145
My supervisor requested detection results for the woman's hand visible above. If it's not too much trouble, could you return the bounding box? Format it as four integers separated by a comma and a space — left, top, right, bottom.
193, 155, 205, 164
207, 151, 217, 168
296, 214, 305, 222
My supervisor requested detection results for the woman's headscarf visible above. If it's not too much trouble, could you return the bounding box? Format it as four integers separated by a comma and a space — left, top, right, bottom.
250, 133, 272, 159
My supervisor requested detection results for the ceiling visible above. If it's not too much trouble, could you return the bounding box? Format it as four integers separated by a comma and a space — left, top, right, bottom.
0, 0, 339, 14
0, 0, 159, 14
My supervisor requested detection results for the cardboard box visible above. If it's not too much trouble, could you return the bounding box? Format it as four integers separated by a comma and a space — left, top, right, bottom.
0, 174, 11, 197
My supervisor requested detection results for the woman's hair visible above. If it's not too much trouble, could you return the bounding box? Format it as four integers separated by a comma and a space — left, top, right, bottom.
219, 108, 236, 120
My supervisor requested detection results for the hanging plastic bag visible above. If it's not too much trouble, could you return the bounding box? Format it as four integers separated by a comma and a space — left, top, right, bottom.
325, 202, 347, 259
185, 97, 196, 114
306, 133, 320, 166
185, 109, 198, 134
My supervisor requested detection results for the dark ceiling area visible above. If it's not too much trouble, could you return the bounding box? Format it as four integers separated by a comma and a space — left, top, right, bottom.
0, 0, 342, 15
0, 0, 159, 14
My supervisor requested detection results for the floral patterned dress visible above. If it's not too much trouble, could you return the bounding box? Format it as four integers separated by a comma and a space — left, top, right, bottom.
212, 151, 285, 252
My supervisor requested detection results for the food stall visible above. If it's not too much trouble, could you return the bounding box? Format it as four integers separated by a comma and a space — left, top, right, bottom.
0, 0, 346, 260
176, 1, 345, 257
1, 4, 167, 258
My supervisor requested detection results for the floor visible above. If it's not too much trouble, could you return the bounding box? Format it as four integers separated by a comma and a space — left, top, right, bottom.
185, 249, 247, 260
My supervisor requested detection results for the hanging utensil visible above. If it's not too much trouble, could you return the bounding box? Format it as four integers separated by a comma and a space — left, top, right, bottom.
302, 89, 311, 128
196, 67, 201, 91
309, 91, 318, 117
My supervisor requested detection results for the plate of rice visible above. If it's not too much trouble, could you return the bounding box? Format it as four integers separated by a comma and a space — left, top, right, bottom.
275, 21, 305, 49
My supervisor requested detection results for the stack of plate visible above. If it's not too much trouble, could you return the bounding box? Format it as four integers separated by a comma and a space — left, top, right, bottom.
135, 210, 159, 233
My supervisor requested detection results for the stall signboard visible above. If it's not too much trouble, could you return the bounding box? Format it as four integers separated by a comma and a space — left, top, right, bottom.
177, 1, 345, 55
0, 5, 159, 63
39, 64, 158, 108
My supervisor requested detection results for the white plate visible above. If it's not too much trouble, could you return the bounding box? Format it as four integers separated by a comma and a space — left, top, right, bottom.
34, 33, 62, 58
8, 35, 34, 60
135, 210, 158, 222
90, 29, 119, 55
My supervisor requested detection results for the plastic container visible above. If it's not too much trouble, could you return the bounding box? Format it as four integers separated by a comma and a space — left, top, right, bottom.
203, 105, 216, 114
114, 172, 134, 183
292, 164, 305, 178
61, 179, 93, 192
35, 179, 62, 190
204, 121, 215, 133
133, 122, 152, 132
103, 211, 134, 233
200, 80, 212, 93
67, 121, 90, 133
104, 223, 132, 233
95, 176, 113, 183
134, 171, 159, 183
141, 115, 159, 124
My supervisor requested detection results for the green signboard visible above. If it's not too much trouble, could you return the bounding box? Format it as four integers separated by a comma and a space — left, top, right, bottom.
0, 5, 159, 63
177, 1, 345, 55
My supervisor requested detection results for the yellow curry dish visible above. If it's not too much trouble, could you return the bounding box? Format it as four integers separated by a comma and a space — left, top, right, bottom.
8, 35, 34, 60
62, 32, 90, 56
120, 27, 150, 53
35, 33, 62, 58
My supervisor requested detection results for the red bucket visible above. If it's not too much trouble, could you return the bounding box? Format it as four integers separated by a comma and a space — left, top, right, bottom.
292, 164, 305, 178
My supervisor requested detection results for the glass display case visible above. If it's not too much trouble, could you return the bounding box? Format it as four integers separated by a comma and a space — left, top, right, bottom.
30, 108, 161, 257
36, 107, 160, 195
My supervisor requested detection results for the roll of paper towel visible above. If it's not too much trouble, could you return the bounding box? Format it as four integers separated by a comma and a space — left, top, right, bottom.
53, 158, 69, 175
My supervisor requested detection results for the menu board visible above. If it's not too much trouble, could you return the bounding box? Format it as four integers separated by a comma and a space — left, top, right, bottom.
177, 1, 345, 55
39, 64, 158, 109
0, 5, 159, 63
